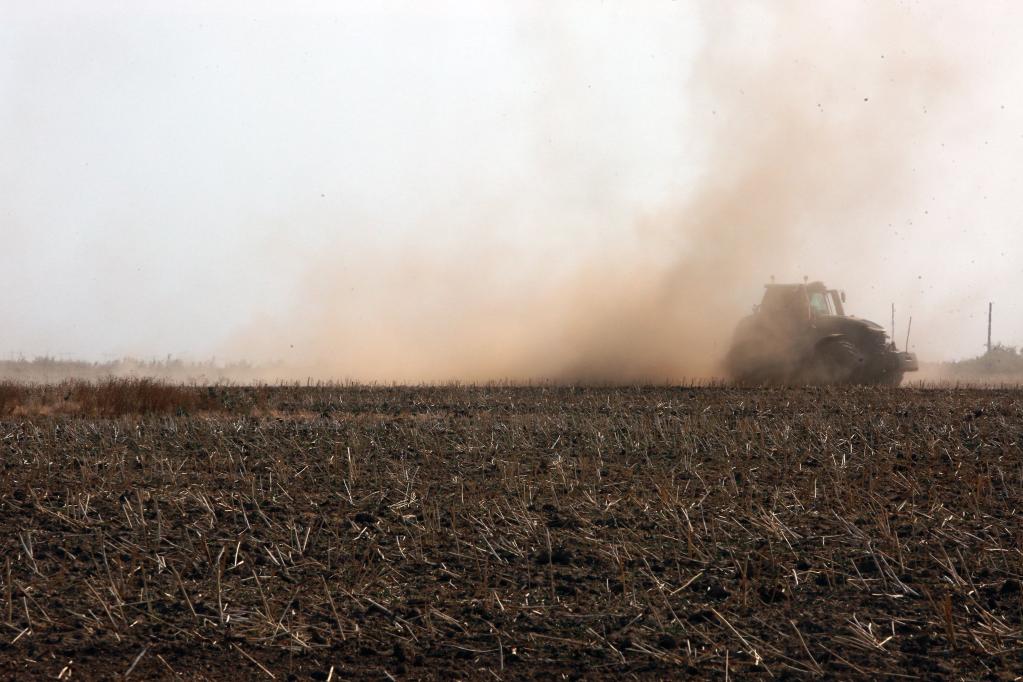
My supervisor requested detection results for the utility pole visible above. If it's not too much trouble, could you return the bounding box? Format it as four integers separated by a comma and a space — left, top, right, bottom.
891, 303, 895, 342
987, 302, 993, 354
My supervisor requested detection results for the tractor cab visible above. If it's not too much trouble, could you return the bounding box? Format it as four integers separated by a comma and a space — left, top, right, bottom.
759, 281, 845, 324
809, 284, 846, 317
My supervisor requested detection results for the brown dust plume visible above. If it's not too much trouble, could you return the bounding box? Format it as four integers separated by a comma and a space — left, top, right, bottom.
231, 4, 957, 383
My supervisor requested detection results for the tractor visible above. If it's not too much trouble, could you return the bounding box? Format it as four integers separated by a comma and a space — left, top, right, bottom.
725, 281, 918, 385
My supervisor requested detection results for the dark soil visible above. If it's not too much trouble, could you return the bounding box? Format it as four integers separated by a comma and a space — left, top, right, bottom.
0, 385, 1021, 679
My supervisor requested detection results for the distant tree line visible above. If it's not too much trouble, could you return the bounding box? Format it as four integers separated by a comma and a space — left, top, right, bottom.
942, 344, 1023, 377
0, 356, 276, 383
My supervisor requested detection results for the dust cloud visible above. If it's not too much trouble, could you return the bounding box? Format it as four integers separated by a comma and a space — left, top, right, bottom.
231, 4, 958, 383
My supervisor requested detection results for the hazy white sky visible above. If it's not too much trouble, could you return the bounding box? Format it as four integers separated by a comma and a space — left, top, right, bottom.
2, 1, 1022, 370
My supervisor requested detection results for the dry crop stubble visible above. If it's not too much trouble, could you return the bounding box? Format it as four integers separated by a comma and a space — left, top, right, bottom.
0, 384, 1020, 679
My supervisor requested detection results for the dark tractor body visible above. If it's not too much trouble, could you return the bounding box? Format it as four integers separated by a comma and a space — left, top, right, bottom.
725, 281, 918, 385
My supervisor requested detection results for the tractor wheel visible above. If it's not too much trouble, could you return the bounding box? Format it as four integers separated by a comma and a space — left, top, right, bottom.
809, 339, 865, 384
870, 369, 905, 387
882, 371, 905, 386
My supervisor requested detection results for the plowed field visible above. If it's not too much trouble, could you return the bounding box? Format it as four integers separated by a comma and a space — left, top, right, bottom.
1, 385, 1021, 679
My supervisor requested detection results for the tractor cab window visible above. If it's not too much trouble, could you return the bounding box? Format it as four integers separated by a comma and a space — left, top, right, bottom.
808, 291, 833, 316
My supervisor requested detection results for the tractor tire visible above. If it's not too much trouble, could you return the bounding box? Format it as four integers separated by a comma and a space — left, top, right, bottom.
859, 351, 907, 386
808, 339, 865, 384
880, 371, 905, 387
862, 367, 904, 386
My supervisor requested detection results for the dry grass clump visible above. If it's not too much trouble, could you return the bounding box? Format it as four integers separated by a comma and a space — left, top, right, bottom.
0, 381, 28, 414
0, 379, 210, 416
69, 378, 201, 416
